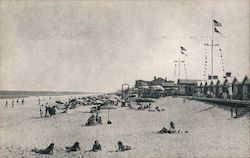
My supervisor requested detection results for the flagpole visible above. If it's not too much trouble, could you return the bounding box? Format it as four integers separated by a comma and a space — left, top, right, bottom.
211, 13, 214, 80
178, 48, 181, 80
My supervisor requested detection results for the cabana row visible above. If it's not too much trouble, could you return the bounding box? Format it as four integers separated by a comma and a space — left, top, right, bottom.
196, 75, 250, 100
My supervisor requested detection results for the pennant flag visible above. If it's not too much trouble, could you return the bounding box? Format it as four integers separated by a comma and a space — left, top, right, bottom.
214, 20, 222, 27
181, 46, 187, 51
214, 27, 220, 33
214, 28, 225, 37
181, 51, 187, 56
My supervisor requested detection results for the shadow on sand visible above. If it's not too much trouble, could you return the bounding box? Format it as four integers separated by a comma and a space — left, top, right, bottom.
196, 101, 250, 118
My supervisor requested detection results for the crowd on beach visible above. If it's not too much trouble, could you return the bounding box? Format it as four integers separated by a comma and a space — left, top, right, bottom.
3, 94, 189, 156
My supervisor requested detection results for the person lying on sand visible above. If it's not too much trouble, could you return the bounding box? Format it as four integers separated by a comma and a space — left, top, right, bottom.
117, 141, 132, 152
66, 142, 80, 152
157, 127, 171, 134
157, 127, 188, 134
31, 143, 54, 155
92, 140, 101, 152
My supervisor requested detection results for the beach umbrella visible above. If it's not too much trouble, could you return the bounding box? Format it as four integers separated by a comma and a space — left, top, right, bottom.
95, 100, 104, 105
100, 104, 117, 110
55, 100, 64, 104
134, 98, 156, 103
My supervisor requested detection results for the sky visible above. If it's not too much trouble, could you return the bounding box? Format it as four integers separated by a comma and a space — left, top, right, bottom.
0, 0, 249, 92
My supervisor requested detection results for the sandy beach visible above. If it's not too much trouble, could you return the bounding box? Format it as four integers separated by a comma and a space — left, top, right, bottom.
0, 96, 249, 158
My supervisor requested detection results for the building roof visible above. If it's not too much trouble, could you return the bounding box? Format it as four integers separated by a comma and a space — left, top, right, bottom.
162, 82, 177, 87
211, 79, 219, 86
177, 79, 199, 85
242, 75, 250, 84
223, 77, 233, 85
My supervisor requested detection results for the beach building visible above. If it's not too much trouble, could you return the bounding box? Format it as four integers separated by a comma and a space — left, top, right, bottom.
200, 80, 207, 95
223, 76, 233, 99
203, 80, 209, 95
211, 79, 219, 97
135, 76, 172, 98
135, 76, 168, 88
214, 79, 223, 98
242, 75, 250, 100
162, 82, 178, 96
177, 79, 199, 96
232, 77, 243, 99
206, 79, 213, 97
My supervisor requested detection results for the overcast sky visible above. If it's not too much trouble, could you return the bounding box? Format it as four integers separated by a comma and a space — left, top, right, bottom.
0, 0, 249, 92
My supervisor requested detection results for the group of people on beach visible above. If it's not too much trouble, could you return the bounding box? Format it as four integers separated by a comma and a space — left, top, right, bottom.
5, 98, 25, 108
39, 103, 58, 117
85, 113, 102, 126
31, 140, 131, 155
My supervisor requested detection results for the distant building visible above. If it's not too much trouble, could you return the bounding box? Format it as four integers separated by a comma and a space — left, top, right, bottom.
162, 81, 178, 96
177, 79, 200, 96
135, 76, 167, 88
134, 76, 177, 98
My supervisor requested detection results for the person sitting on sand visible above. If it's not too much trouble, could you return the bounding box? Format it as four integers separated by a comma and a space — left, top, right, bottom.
86, 114, 96, 126
92, 140, 101, 152
138, 105, 143, 110
96, 113, 102, 124
170, 121, 176, 133
31, 143, 54, 155
45, 106, 56, 117
96, 113, 103, 123
65, 142, 81, 152
155, 106, 160, 111
117, 141, 132, 152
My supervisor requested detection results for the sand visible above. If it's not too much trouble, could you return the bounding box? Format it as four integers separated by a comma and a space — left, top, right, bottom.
0, 96, 249, 158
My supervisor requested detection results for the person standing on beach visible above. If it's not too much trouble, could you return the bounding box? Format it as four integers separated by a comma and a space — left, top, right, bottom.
38, 98, 41, 105
17, 98, 19, 104
5, 100, 8, 108
12, 99, 14, 108
21, 98, 24, 105
230, 108, 233, 118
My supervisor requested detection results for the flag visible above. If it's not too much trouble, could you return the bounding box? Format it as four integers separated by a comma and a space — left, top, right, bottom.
181, 46, 187, 51
181, 51, 187, 56
214, 20, 222, 27
214, 28, 225, 37
214, 27, 220, 33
